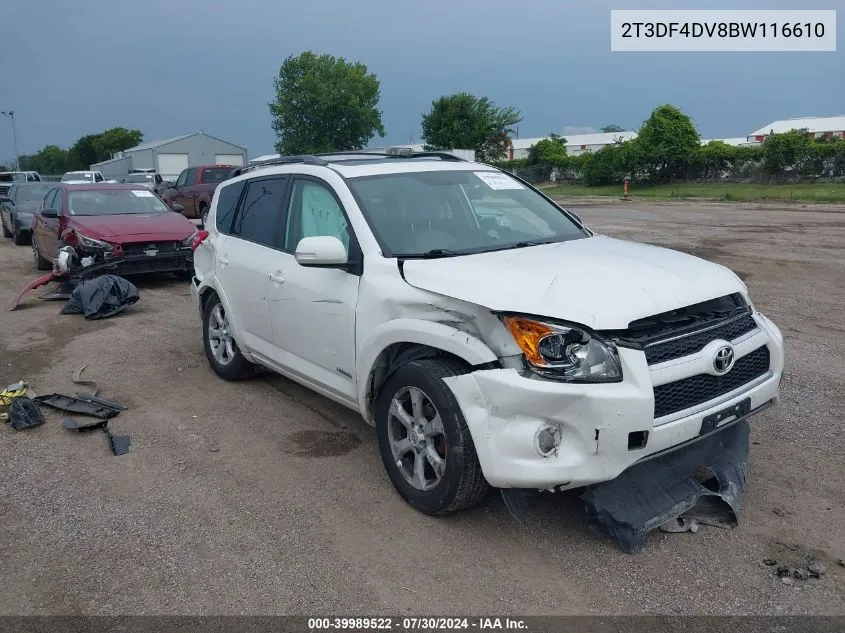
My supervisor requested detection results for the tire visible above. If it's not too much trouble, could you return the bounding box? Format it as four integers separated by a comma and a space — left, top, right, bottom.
173, 269, 193, 281
13, 228, 29, 246
200, 204, 209, 228
202, 294, 255, 380
375, 358, 489, 515
32, 239, 51, 270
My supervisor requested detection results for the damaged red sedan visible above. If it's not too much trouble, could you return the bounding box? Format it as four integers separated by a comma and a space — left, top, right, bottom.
30, 183, 197, 278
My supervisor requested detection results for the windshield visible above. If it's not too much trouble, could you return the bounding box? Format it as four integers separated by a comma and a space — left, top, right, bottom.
0, 173, 27, 183
200, 167, 233, 184
124, 174, 154, 183
62, 172, 95, 182
14, 185, 51, 203
68, 189, 169, 216
346, 169, 587, 257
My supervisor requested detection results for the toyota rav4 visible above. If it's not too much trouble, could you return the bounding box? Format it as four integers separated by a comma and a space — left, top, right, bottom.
190, 152, 784, 516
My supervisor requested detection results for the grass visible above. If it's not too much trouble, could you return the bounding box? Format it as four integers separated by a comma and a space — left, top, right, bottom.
539, 181, 845, 203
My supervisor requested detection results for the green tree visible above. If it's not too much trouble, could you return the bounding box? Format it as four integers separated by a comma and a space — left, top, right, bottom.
695, 141, 735, 179
761, 129, 813, 177
91, 127, 143, 163
68, 134, 100, 170
22, 145, 69, 174
269, 51, 385, 155
581, 141, 637, 186
600, 124, 624, 133
526, 134, 568, 166
421, 93, 521, 161
635, 104, 700, 181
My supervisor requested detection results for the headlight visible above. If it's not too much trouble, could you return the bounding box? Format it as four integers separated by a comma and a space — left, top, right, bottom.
75, 230, 112, 251
501, 315, 622, 382
182, 229, 198, 247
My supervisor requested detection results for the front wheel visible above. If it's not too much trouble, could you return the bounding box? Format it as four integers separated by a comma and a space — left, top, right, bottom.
13, 228, 29, 246
375, 358, 489, 515
202, 294, 255, 380
32, 238, 51, 270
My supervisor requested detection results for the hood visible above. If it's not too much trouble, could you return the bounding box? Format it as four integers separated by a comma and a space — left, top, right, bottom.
401, 235, 746, 330
14, 202, 40, 214
71, 212, 196, 243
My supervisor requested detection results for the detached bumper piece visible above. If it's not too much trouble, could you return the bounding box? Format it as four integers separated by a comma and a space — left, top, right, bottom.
582, 419, 750, 554
63, 418, 130, 456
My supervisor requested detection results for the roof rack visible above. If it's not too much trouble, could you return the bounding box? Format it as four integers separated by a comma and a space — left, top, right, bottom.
233, 149, 468, 178
230, 155, 328, 177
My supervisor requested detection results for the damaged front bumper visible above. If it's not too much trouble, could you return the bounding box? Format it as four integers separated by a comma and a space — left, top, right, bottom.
442, 314, 784, 490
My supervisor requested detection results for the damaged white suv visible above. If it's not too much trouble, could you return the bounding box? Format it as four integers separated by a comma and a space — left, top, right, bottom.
191, 152, 784, 516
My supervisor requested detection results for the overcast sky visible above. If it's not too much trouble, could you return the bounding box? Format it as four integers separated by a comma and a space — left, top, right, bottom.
1, 0, 842, 160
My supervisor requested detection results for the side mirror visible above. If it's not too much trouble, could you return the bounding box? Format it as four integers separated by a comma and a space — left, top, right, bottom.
41, 208, 59, 219
294, 236, 348, 267
171, 203, 185, 213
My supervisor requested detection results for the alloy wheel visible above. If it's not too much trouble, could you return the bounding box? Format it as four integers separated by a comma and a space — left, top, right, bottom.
387, 386, 448, 491
207, 303, 235, 366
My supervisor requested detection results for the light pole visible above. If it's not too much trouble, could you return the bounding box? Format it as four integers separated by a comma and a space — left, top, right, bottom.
1, 111, 20, 170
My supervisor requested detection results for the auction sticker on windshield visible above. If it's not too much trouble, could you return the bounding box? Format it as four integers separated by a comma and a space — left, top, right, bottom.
132, 190, 155, 197
475, 172, 524, 190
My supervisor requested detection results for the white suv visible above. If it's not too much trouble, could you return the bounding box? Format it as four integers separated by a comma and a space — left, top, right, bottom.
190, 152, 784, 516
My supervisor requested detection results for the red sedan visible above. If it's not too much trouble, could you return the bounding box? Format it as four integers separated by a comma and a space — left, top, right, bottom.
31, 183, 198, 278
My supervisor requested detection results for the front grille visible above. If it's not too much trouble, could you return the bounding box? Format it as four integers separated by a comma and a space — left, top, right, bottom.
121, 242, 181, 257
645, 314, 758, 365
653, 345, 771, 418
0, 185, 10, 196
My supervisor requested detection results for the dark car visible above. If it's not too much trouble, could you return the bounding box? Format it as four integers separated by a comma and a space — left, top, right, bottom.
1, 183, 52, 245
30, 183, 198, 278
161, 164, 235, 225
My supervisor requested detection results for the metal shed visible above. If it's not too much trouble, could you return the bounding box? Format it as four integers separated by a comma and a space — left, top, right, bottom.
91, 132, 248, 181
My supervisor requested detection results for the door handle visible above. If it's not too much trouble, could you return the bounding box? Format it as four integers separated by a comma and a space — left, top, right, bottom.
269, 272, 285, 284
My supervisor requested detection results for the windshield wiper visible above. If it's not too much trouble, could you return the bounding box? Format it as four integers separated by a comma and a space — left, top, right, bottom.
397, 248, 462, 259
512, 238, 560, 248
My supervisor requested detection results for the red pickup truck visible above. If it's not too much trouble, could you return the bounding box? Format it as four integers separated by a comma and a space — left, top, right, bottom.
161, 165, 235, 225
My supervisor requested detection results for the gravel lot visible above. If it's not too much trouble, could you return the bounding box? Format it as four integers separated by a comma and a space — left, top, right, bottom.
1, 200, 843, 615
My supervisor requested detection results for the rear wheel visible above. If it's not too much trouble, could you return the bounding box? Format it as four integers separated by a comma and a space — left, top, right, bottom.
375, 358, 489, 515
200, 204, 209, 228
32, 239, 51, 270
202, 294, 255, 380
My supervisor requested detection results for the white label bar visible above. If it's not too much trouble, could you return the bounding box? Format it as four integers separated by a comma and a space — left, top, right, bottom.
611, 10, 837, 51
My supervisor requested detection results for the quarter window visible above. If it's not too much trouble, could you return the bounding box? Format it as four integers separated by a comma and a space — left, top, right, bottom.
284, 180, 350, 252
233, 178, 287, 248
215, 180, 246, 235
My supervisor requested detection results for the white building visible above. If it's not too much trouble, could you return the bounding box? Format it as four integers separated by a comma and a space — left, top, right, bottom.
747, 116, 845, 143
506, 131, 638, 160
700, 137, 761, 147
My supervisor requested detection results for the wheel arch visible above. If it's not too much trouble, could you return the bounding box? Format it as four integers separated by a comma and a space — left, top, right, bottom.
356, 320, 500, 426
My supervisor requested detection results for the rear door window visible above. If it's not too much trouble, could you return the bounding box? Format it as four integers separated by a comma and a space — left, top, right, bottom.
231, 177, 288, 248
215, 180, 246, 235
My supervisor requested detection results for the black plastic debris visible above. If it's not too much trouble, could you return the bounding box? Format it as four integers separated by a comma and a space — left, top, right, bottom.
33, 393, 124, 419
8, 397, 45, 431
582, 420, 750, 554
63, 417, 130, 456
59, 275, 139, 319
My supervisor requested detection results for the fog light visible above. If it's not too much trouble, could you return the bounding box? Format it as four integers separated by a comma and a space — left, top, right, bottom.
534, 424, 562, 458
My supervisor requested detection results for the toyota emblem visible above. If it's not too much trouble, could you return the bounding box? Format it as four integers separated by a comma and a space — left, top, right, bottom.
713, 345, 735, 374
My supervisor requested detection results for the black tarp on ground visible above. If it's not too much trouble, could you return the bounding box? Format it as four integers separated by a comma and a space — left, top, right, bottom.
59, 275, 139, 319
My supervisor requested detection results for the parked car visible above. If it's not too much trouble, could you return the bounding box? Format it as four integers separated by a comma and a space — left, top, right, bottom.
0, 171, 41, 197
190, 153, 785, 516
161, 164, 235, 226
122, 172, 167, 195
31, 183, 197, 278
61, 170, 105, 184
0, 182, 52, 245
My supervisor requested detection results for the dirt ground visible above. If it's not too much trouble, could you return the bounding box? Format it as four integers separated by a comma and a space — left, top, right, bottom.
0, 200, 843, 616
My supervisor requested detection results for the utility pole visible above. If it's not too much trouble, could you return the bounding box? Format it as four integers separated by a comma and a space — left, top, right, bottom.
1, 111, 20, 170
